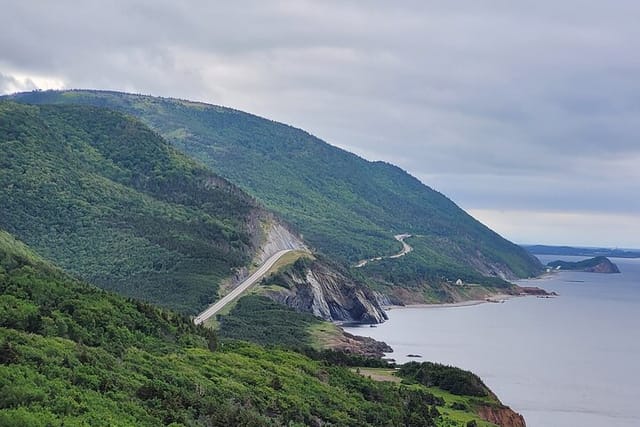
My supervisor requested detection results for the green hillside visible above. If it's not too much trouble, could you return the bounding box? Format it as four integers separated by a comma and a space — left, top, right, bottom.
547, 256, 620, 273
0, 229, 499, 426
0, 101, 263, 313
6, 90, 541, 289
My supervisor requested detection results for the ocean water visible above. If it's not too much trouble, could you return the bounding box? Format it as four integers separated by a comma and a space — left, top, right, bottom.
344, 256, 640, 427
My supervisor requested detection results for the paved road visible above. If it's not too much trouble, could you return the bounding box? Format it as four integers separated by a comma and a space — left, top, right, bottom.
389, 234, 413, 258
354, 234, 413, 267
194, 249, 293, 325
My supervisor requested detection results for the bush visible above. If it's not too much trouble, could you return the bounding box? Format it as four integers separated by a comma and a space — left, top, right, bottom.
397, 362, 489, 397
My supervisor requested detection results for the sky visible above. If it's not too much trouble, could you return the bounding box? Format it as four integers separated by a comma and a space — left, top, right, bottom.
2, 1, 638, 248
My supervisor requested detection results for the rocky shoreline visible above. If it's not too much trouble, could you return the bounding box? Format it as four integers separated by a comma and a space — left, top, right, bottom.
383, 284, 556, 311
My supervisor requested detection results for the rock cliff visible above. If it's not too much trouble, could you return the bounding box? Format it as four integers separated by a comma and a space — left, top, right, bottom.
324, 332, 393, 358
476, 404, 526, 427
220, 219, 307, 295
262, 258, 388, 324
255, 221, 307, 263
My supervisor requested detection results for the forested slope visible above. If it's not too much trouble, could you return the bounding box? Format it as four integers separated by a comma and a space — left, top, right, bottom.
0, 101, 264, 313
0, 229, 497, 426
7, 90, 541, 290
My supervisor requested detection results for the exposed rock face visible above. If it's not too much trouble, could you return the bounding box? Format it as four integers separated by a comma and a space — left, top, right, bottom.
373, 290, 393, 307
263, 259, 388, 324
221, 220, 307, 294
322, 331, 393, 358
476, 404, 526, 427
585, 260, 620, 273
469, 251, 520, 281
256, 221, 306, 263
222, 220, 386, 324
461, 247, 541, 281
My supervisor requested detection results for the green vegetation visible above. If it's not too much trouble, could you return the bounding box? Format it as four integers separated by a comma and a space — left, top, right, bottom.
414, 386, 501, 427
353, 368, 512, 427
0, 93, 522, 425
218, 295, 321, 349
0, 101, 264, 313
397, 362, 490, 397
6, 90, 542, 294
260, 255, 314, 290
355, 367, 403, 383
547, 256, 620, 273
0, 228, 499, 426
218, 295, 389, 369
309, 321, 345, 349
203, 251, 315, 329
359, 236, 513, 290
263, 249, 314, 276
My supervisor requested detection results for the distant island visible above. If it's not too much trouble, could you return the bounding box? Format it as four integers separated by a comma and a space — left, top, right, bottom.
524, 244, 640, 258
547, 256, 620, 273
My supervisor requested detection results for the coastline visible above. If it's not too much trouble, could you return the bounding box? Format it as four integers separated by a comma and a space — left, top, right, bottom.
345, 260, 640, 427
383, 293, 517, 311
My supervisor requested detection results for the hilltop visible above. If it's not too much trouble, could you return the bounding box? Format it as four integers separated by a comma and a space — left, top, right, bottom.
547, 256, 620, 273
7, 90, 543, 303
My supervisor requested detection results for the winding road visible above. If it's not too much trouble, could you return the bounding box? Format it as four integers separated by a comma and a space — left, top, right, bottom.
193, 249, 293, 325
354, 234, 413, 268
195, 234, 412, 324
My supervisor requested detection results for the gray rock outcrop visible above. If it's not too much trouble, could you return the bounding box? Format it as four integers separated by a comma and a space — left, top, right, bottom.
256, 222, 306, 263
262, 259, 388, 324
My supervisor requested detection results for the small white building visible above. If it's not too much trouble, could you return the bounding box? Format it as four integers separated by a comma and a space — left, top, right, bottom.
455, 279, 464, 286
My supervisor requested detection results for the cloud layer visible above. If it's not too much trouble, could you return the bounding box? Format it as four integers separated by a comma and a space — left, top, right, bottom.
2, 1, 639, 246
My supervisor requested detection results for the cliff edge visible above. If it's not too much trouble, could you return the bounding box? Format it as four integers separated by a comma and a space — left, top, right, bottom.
261, 257, 388, 324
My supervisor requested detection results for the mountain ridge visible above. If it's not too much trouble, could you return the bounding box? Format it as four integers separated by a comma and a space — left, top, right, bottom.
0, 100, 388, 320
6, 89, 542, 303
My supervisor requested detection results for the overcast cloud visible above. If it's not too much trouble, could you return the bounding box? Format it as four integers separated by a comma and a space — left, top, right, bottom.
2, 1, 639, 247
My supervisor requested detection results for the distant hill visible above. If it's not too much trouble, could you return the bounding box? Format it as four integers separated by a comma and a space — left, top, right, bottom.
0, 101, 266, 313
524, 244, 640, 259
547, 256, 620, 273
0, 228, 497, 426
7, 90, 542, 296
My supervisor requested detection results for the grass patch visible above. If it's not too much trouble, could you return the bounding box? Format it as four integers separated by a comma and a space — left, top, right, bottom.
351, 367, 402, 383
420, 387, 499, 427
351, 367, 500, 427
308, 322, 343, 350
263, 249, 314, 277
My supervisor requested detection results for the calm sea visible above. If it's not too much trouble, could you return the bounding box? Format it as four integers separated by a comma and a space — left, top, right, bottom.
344, 256, 640, 427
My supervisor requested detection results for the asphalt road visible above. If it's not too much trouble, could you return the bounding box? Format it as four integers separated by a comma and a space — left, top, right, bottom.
389, 234, 413, 258
354, 234, 413, 267
193, 249, 293, 325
